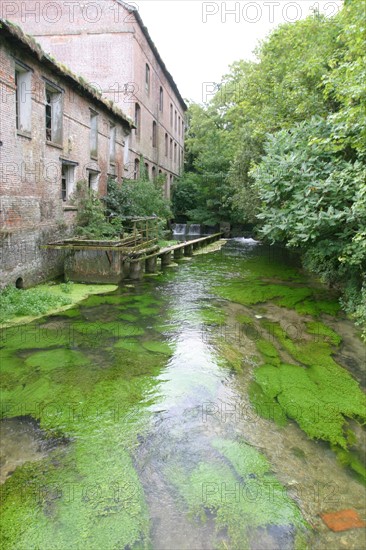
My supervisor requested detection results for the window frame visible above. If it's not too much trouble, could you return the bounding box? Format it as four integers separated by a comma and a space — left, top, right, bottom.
145, 63, 150, 95
14, 60, 33, 136
159, 87, 163, 111
152, 120, 157, 148
134, 103, 141, 139
89, 109, 99, 159
44, 79, 63, 145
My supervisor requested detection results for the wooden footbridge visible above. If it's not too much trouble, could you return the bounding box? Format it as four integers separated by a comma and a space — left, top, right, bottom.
45, 218, 222, 283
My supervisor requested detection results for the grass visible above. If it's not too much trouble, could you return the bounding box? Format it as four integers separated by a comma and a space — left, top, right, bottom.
0, 282, 118, 326
0, 285, 72, 322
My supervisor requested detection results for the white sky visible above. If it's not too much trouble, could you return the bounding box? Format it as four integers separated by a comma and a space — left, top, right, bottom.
132, 1, 343, 103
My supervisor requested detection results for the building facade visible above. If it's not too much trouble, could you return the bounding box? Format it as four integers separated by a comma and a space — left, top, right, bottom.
0, 20, 133, 288
5, 0, 187, 198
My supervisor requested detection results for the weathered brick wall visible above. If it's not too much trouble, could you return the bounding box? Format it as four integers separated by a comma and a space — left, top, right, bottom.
5, 0, 186, 194
0, 34, 128, 288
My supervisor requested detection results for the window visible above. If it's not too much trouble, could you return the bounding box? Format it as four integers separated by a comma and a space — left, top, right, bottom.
134, 103, 141, 138
88, 170, 99, 191
159, 87, 163, 111
174, 142, 177, 163
170, 104, 173, 127
145, 64, 150, 94
152, 166, 156, 179
15, 62, 32, 134
178, 115, 181, 136
61, 162, 75, 201
182, 119, 185, 136
90, 111, 98, 158
169, 138, 173, 160
165, 133, 168, 156
145, 163, 149, 179
109, 123, 116, 164
152, 120, 157, 148
134, 158, 140, 180
174, 110, 177, 132
45, 81, 63, 144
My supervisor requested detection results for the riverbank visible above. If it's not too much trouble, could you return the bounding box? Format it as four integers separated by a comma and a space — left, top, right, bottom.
0, 282, 118, 328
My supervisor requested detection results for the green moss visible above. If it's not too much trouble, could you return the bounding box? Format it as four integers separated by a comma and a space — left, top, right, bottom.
217, 340, 244, 373
25, 349, 90, 369
235, 313, 254, 326
200, 306, 227, 325
248, 381, 288, 426
332, 445, 366, 483
119, 313, 139, 322
168, 438, 307, 549
256, 339, 281, 365
306, 321, 342, 346
0, 301, 166, 548
251, 321, 366, 478
295, 298, 340, 316
142, 341, 174, 355
214, 280, 314, 310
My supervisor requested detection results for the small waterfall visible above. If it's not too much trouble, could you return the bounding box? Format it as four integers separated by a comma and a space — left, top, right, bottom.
187, 224, 201, 236
172, 223, 187, 236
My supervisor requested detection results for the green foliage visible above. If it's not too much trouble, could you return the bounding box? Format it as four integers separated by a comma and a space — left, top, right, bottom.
0, 285, 71, 322
105, 175, 171, 221
74, 181, 123, 239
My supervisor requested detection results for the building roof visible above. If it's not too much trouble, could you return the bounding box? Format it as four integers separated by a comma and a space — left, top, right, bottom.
0, 18, 135, 130
117, 1, 187, 112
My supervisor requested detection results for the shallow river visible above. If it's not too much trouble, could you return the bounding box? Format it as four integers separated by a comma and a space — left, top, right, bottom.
1, 239, 365, 549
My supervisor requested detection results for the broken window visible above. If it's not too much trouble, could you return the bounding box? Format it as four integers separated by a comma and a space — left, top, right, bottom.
45, 81, 63, 144
61, 162, 75, 201
15, 62, 32, 134
90, 110, 98, 158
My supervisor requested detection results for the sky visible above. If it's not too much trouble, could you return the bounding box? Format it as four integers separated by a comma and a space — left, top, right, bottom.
132, 0, 343, 103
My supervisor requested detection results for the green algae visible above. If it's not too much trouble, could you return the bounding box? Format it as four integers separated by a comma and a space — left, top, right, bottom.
248, 381, 288, 426
216, 339, 244, 373
54, 308, 81, 318
332, 444, 366, 482
200, 306, 227, 325
142, 341, 174, 356
168, 437, 307, 549
214, 279, 319, 318
25, 349, 90, 369
251, 319, 366, 478
119, 313, 139, 322
306, 321, 342, 346
235, 313, 254, 325
0, 303, 168, 549
256, 339, 281, 366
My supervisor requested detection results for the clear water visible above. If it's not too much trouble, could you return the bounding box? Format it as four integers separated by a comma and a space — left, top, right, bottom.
1, 240, 365, 550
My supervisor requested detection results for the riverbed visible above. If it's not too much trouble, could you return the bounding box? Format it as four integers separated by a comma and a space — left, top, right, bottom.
1, 239, 365, 549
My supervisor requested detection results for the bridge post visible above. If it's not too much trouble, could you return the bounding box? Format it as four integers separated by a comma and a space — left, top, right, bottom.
174, 248, 184, 260
161, 251, 172, 266
184, 244, 193, 257
130, 260, 143, 280
145, 256, 157, 273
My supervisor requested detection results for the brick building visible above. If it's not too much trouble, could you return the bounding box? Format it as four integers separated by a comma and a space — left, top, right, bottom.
5, 0, 187, 198
0, 19, 133, 288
